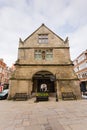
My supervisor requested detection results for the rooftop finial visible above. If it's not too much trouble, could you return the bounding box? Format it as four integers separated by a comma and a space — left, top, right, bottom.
64, 37, 69, 44
42, 23, 45, 26
19, 38, 23, 43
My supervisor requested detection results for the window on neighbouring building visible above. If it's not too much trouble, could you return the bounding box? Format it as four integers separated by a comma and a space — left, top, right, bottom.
74, 67, 79, 72
38, 34, 48, 44
78, 54, 85, 63
79, 62, 86, 70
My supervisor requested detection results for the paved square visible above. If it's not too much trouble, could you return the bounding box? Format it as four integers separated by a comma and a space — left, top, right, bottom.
0, 98, 87, 130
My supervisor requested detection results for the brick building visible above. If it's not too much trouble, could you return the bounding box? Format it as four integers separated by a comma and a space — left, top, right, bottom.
73, 50, 87, 92
9, 24, 81, 99
0, 59, 7, 85
0, 58, 11, 89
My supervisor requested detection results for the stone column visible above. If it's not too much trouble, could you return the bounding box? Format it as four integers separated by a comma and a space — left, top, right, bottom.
28, 80, 33, 97
56, 80, 61, 100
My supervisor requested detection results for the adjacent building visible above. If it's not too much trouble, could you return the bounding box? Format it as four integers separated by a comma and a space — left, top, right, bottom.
9, 24, 81, 99
0, 59, 7, 85
0, 59, 15, 89
73, 50, 87, 92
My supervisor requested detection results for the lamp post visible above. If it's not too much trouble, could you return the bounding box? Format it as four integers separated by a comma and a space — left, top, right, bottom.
56, 89, 58, 101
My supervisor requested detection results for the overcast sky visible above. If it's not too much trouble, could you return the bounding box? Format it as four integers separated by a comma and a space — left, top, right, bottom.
0, 0, 87, 66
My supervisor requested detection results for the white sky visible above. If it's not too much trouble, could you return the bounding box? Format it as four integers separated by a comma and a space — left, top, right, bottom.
0, 0, 87, 66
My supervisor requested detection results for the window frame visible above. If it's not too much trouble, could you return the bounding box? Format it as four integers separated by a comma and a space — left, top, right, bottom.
38, 34, 48, 44
34, 49, 53, 60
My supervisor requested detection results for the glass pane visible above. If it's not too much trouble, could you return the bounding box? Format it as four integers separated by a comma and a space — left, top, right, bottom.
38, 34, 48, 43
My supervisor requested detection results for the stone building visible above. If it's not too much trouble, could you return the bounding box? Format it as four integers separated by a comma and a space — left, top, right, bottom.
9, 24, 81, 99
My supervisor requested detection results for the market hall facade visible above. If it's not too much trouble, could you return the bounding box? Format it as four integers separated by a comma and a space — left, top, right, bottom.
9, 24, 81, 99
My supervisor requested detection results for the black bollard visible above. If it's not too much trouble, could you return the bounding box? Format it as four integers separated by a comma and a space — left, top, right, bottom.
56, 93, 58, 102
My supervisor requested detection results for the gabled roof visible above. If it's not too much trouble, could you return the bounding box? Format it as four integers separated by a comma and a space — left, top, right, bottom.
24, 24, 64, 42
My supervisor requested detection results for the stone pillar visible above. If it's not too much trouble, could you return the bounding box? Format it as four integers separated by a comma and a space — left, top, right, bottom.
56, 80, 61, 100
28, 80, 33, 97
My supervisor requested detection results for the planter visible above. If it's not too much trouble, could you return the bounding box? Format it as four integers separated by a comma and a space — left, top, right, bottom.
36, 92, 49, 101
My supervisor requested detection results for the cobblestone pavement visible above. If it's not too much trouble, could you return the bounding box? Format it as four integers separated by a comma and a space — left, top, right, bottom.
0, 98, 87, 130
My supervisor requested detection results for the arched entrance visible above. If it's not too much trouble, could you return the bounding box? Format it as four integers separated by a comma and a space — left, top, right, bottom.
32, 71, 56, 95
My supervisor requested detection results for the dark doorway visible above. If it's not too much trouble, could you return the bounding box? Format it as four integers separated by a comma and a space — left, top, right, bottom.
80, 82, 86, 92
32, 71, 55, 93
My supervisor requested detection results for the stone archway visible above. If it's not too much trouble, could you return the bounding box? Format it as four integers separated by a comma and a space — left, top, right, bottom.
32, 71, 56, 95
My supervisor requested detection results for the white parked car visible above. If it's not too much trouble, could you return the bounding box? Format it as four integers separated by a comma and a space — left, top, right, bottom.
0, 89, 9, 100
82, 92, 87, 99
